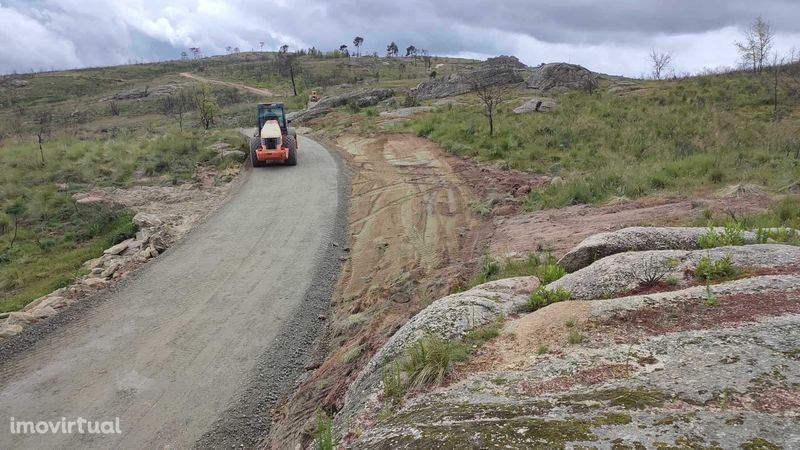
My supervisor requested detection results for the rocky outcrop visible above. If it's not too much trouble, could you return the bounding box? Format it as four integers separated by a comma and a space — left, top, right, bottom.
346, 227, 800, 449
414, 56, 528, 99
550, 244, 800, 300
526, 62, 598, 92
287, 88, 395, 123
558, 226, 761, 272
338, 277, 538, 438
104, 84, 180, 101
379, 106, 435, 118
351, 313, 800, 449
513, 97, 556, 114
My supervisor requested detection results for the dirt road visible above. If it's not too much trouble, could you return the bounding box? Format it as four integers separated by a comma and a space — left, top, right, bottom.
179, 72, 277, 97
0, 136, 347, 449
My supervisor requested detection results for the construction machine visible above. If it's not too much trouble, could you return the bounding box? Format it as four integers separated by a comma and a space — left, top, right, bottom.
250, 103, 298, 167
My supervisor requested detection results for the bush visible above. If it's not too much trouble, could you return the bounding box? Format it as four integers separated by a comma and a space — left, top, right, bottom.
401, 335, 469, 389
698, 222, 745, 249
312, 409, 335, 450
382, 362, 405, 406
693, 254, 737, 281
536, 263, 567, 284
528, 286, 572, 311
626, 255, 679, 287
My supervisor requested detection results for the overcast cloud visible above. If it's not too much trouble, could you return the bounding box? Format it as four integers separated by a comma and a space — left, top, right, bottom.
1, 0, 799, 76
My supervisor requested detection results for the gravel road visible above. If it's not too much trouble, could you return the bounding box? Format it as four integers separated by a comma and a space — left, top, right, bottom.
0, 136, 348, 449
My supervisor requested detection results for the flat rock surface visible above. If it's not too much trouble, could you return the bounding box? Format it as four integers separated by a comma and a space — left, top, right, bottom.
558, 226, 759, 272
549, 244, 800, 300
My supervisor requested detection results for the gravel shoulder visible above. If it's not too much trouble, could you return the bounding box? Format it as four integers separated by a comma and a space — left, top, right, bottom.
0, 136, 347, 449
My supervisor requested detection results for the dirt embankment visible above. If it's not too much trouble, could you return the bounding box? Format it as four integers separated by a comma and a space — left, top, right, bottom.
268, 134, 487, 446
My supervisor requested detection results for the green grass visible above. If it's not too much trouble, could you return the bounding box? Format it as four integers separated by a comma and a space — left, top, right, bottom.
0, 129, 245, 312
313, 409, 335, 450
466, 253, 561, 289
401, 335, 470, 389
694, 195, 800, 240
408, 70, 800, 210
528, 286, 572, 311
384, 320, 504, 406
693, 254, 737, 281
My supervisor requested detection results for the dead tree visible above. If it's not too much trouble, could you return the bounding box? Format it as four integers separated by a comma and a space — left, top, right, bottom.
34, 111, 52, 166
649, 49, 673, 80
736, 17, 774, 72
473, 83, 509, 137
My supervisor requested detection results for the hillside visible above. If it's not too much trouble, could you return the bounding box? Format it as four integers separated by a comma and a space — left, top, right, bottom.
1, 51, 799, 449
0, 52, 478, 313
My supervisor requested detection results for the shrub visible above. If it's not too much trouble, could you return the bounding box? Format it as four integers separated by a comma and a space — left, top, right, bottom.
698, 222, 745, 249
626, 255, 679, 287
528, 286, 572, 311
401, 335, 469, 389
537, 344, 549, 354
313, 409, 335, 450
382, 362, 405, 406
703, 283, 720, 306
568, 331, 584, 345
536, 263, 567, 284
694, 254, 737, 281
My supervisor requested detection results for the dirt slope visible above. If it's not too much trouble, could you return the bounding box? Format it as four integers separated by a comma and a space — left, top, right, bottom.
269, 133, 486, 447
0, 136, 347, 449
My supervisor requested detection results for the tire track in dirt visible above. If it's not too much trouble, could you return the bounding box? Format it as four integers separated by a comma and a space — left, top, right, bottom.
268, 133, 487, 448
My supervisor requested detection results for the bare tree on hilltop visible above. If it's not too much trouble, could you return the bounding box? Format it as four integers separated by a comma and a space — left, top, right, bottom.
649, 49, 673, 80
736, 17, 774, 72
353, 36, 364, 57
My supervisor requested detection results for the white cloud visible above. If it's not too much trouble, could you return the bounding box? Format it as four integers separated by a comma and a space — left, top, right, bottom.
1, 0, 798, 75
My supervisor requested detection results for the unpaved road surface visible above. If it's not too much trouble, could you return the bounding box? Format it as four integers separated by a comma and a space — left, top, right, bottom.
180, 72, 277, 97
0, 136, 347, 449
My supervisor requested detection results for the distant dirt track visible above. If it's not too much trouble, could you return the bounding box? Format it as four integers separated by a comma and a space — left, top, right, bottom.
180, 72, 277, 97
0, 136, 348, 449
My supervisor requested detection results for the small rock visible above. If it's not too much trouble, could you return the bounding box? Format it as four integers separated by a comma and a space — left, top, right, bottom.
83, 277, 109, 289
513, 97, 557, 114
550, 176, 566, 186
0, 323, 23, 339
91, 268, 104, 275
133, 213, 162, 229
31, 306, 57, 320
148, 230, 172, 252
40, 296, 67, 310
5, 312, 37, 327
104, 241, 129, 255
75, 196, 107, 205
100, 263, 120, 279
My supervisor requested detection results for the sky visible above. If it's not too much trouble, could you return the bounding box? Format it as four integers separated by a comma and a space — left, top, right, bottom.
1, 0, 799, 76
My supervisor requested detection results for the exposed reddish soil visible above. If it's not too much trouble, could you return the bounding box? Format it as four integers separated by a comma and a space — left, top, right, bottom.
600, 289, 800, 338
490, 194, 772, 257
